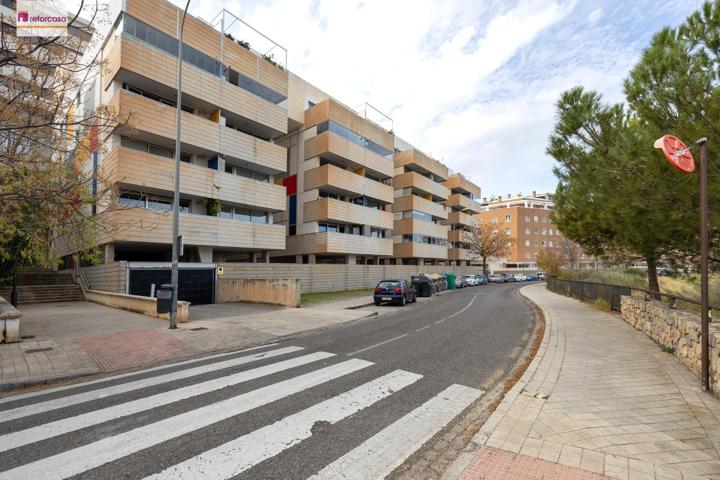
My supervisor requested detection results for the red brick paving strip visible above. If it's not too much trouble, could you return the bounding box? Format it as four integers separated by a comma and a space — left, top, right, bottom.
459, 447, 613, 480
77, 329, 199, 370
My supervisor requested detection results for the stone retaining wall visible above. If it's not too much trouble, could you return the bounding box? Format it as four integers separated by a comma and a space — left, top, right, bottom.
0, 295, 21, 343
620, 295, 720, 390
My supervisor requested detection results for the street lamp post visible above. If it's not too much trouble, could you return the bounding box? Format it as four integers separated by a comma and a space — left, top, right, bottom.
170, 0, 191, 329
654, 134, 710, 391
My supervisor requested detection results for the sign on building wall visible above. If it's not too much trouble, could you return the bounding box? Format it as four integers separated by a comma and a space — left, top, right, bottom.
16, 1, 68, 37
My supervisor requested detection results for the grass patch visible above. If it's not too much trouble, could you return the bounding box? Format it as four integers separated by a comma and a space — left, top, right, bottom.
300, 288, 374, 306
661, 345, 676, 354
592, 297, 611, 311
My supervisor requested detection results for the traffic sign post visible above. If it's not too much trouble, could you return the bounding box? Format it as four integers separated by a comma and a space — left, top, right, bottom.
654, 135, 710, 391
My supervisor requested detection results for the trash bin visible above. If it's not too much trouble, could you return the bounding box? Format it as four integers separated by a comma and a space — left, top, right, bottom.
412, 275, 433, 297
156, 283, 174, 314
446, 272, 456, 290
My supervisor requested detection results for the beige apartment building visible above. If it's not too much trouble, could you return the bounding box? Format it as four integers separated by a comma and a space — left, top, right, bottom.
66, 0, 290, 266
443, 174, 482, 265
391, 148, 450, 265
477, 192, 595, 272
271, 75, 395, 265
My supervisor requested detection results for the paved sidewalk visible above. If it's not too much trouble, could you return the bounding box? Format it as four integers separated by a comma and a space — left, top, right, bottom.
452, 284, 720, 480
0, 296, 376, 391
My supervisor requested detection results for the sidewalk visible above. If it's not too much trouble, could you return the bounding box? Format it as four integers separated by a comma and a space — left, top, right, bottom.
451, 284, 720, 480
0, 294, 377, 392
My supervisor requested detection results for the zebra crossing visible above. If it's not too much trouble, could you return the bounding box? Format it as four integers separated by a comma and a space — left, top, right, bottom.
0, 343, 483, 479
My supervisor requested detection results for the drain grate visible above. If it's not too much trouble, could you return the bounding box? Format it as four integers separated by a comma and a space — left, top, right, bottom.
25, 347, 53, 353
189, 327, 208, 331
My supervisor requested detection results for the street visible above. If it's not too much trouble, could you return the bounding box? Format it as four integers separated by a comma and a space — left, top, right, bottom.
0, 283, 537, 480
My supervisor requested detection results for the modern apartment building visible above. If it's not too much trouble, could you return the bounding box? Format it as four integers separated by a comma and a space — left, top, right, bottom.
391, 147, 450, 265
477, 192, 595, 271
68, 0, 290, 265
442, 174, 482, 265
272, 75, 395, 264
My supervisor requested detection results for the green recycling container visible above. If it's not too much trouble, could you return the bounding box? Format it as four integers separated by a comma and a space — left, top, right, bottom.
446, 272, 456, 290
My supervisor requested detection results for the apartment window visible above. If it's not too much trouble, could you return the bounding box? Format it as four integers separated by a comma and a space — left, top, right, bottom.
542, 216, 548, 223
121, 136, 191, 162
525, 228, 530, 235
319, 223, 338, 233
541, 240, 546, 247
319, 190, 346, 201
505, 215, 511, 223
316, 120, 393, 157
525, 240, 530, 247
118, 191, 189, 213
534, 240, 539, 247
549, 241, 553, 247
225, 164, 270, 183
534, 228, 538, 234
504, 228, 511, 235
525, 215, 530, 222
491, 217, 498, 224
542, 228, 547, 235
370, 228, 386, 238
549, 229, 553, 235
218, 205, 267, 223
534, 215, 539, 222
288, 225, 297, 236
224, 66, 287, 105
402, 210, 433, 223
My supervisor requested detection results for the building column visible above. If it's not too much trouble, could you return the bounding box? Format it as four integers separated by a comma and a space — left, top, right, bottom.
295, 255, 303, 264
198, 246, 213, 263
418, 258, 425, 266
103, 243, 115, 264
308, 254, 316, 264
264, 252, 270, 263
346, 255, 356, 265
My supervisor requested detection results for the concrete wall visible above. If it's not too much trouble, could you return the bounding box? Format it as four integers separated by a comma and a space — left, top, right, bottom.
84, 289, 189, 323
219, 264, 480, 293
218, 278, 300, 307
0, 295, 20, 343
82, 262, 128, 293
621, 296, 720, 391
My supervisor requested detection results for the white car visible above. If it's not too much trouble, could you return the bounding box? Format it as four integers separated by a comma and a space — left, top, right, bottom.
514, 274, 527, 282
464, 275, 478, 286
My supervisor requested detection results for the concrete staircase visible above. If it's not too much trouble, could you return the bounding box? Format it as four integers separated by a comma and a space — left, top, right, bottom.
0, 268, 84, 304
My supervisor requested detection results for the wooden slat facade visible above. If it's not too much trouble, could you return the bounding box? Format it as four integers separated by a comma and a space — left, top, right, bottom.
283, 233, 394, 256
391, 195, 448, 220
393, 243, 448, 260
303, 164, 393, 204
303, 198, 393, 230
393, 171, 450, 200
304, 99, 393, 151
392, 219, 449, 239
304, 131, 394, 179
443, 174, 481, 197
446, 193, 482, 214
394, 149, 448, 181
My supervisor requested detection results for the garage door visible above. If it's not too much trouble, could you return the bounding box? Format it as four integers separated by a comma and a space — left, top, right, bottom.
129, 268, 215, 305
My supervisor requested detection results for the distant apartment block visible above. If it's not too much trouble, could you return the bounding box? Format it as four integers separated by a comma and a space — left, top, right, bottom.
477, 192, 596, 271
391, 148, 450, 265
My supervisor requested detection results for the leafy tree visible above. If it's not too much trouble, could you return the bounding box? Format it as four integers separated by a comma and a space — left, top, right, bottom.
536, 248, 564, 278
464, 223, 512, 276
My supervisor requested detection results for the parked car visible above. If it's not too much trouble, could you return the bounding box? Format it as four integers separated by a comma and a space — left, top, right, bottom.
504, 274, 517, 282
488, 274, 505, 283
525, 273, 540, 281
464, 275, 479, 286
454, 275, 468, 288
514, 274, 527, 282
374, 280, 417, 306
477, 274, 488, 285
537, 272, 546, 280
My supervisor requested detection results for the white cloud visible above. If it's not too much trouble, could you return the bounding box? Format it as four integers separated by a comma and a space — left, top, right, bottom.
587, 7, 604, 23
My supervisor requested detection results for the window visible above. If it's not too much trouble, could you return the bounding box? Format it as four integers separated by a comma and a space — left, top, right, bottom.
225, 164, 271, 183
218, 205, 266, 222
549, 241, 553, 247
251, 211, 268, 224
534, 215, 539, 222
549, 229, 553, 235
491, 217, 498, 224
525, 240, 530, 247
534, 228, 538, 234
402, 210, 433, 223
541, 240, 546, 247
534, 240, 539, 247
122, 83, 193, 113
524, 228, 530, 235
505, 228, 511, 235
316, 119, 393, 157
542, 228, 547, 235
505, 215, 511, 223
542, 216, 548, 223
288, 225, 297, 236
121, 136, 191, 162
118, 191, 188, 213
525, 215, 530, 222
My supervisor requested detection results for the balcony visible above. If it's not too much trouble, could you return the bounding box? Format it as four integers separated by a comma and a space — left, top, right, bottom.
393, 172, 450, 201
304, 131, 393, 179
104, 147, 286, 211
304, 99, 393, 152
111, 90, 286, 173
393, 242, 448, 260
103, 36, 287, 138
394, 149, 448, 181
448, 248, 474, 262
446, 211, 478, 228
123, 0, 288, 102
443, 174, 481, 197
446, 193, 482, 214
304, 198, 393, 230
393, 219, 448, 239
285, 233, 393, 256
100, 207, 286, 250
391, 195, 448, 220
304, 164, 393, 204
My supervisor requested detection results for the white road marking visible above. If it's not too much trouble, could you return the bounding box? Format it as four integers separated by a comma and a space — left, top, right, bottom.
347, 334, 408, 356
0, 346, 303, 423
144, 370, 423, 480
435, 318, 447, 324
0, 359, 373, 480
0, 343, 279, 405
308, 384, 483, 480
447, 295, 478, 319
415, 325, 432, 332
0, 351, 335, 453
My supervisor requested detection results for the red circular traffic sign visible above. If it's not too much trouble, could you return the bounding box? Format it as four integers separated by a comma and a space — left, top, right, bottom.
654, 135, 695, 173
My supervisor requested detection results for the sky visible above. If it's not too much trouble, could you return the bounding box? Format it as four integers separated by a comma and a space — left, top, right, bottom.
155, 1, 703, 197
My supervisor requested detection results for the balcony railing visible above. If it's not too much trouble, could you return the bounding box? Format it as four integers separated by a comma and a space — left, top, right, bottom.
304, 131, 394, 179
304, 164, 393, 204
304, 198, 393, 230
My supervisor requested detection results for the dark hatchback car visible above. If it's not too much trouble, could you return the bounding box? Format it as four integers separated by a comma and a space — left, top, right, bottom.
374, 280, 417, 306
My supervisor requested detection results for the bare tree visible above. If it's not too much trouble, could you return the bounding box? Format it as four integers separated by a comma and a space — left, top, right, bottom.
0, 1, 126, 296
464, 223, 512, 276
560, 240, 582, 270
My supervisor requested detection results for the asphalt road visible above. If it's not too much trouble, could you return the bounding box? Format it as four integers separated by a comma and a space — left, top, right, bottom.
0, 282, 536, 480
